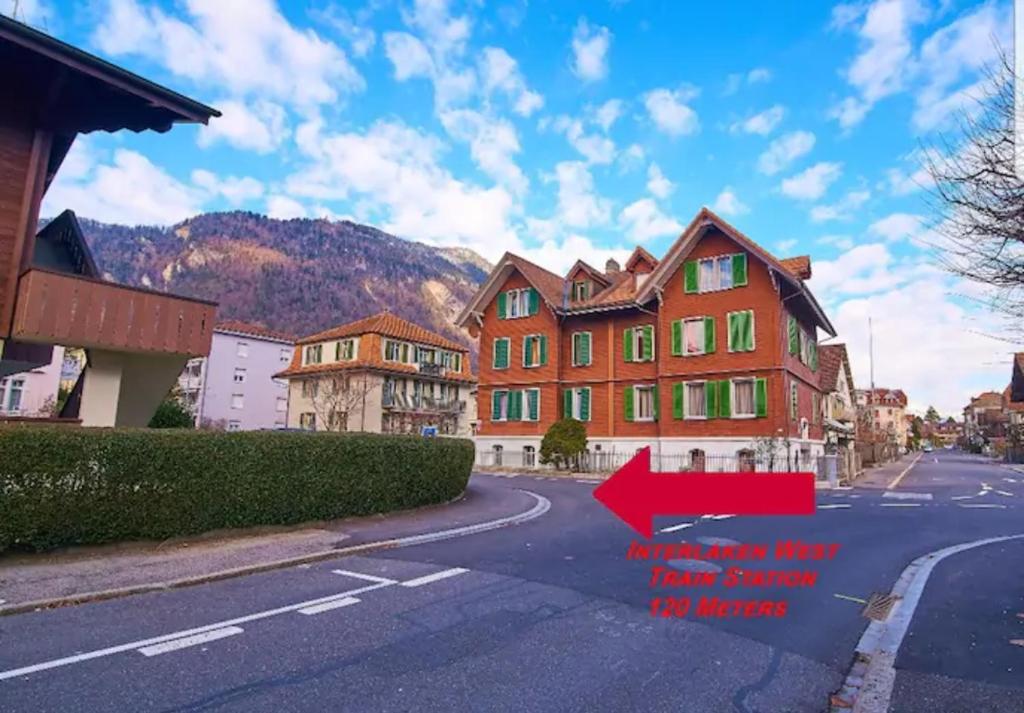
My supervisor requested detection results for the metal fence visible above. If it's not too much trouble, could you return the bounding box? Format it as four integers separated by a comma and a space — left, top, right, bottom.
475, 449, 833, 479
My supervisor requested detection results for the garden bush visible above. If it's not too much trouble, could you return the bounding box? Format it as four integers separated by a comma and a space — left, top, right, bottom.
540, 418, 587, 469
0, 427, 474, 553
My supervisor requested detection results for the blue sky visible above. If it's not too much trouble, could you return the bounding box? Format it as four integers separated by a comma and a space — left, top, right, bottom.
7, 0, 1016, 415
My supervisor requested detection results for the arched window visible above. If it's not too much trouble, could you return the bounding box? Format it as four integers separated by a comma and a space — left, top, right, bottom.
522, 445, 536, 467
493, 444, 504, 466
737, 449, 756, 472
689, 449, 706, 471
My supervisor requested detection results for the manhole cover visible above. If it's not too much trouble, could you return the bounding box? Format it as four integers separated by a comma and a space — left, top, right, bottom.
863, 592, 899, 621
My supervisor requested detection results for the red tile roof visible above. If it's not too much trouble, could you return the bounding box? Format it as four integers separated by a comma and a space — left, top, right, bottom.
215, 320, 295, 343
276, 358, 477, 383
818, 343, 851, 392
779, 256, 812, 280
296, 312, 468, 352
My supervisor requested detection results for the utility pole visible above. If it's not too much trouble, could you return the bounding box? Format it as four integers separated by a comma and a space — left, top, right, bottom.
868, 316, 875, 392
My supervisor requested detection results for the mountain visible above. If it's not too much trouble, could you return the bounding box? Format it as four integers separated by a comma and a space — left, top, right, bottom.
72, 211, 490, 353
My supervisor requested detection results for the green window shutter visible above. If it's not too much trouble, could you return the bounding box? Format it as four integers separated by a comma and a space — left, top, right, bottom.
755, 378, 768, 417
623, 328, 634, 362
563, 389, 573, 418
539, 335, 548, 365
580, 388, 591, 421
624, 386, 634, 421
671, 320, 682, 356
719, 380, 732, 418
743, 310, 755, 351
497, 292, 507, 319
642, 325, 654, 361
732, 253, 748, 287
522, 336, 532, 367
495, 338, 509, 369
684, 260, 698, 293
706, 382, 718, 418
704, 317, 715, 354
728, 313, 740, 351
510, 390, 523, 420
528, 288, 540, 315
572, 333, 580, 364
788, 316, 799, 355
672, 383, 684, 419
810, 340, 818, 371
492, 339, 499, 368
582, 333, 591, 365
491, 391, 502, 420
652, 385, 659, 421
527, 390, 539, 421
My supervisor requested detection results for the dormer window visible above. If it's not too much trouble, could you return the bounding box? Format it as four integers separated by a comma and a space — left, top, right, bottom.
303, 344, 323, 365
571, 280, 591, 302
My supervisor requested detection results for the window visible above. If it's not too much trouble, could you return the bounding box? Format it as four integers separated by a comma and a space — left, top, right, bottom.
632, 385, 657, 422
499, 288, 537, 319
337, 339, 356, 361
237, 342, 249, 358
572, 332, 592, 366
571, 280, 590, 301
231, 394, 244, 409
276, 397, 287, 413
523, 445, 536, 467
493, 445, 504, 466
328, 411, 347, 432
732, 378, 756, 418
233, 368, 247, 384
280, 348, 291, 363
304, 344, 323, 365
564, 387, 591, 421
491, 390, 509, 421
673, 317, 714, 356
228, 420, 241, 432
737, 449, 756, 472
522, 334, 548, 367
2, 378, 24, 412
299, 412, 316, 430
417, 346, 436, 364
727, 310, 755, 352
274, 378, 287, 389
812, 393, 820, 424
624, 325, 655, 362
689, 449, 706, 471
301, 380, 318, 398
685, 382, 707, 419
384, 340, 402, 362
492, 337, 511, 369
790, 382, 799, 420
685, 253, 747, 293
524, 389, 540, 422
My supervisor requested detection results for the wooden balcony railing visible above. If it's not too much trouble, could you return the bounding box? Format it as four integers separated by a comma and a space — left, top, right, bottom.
10, 268, 216, 356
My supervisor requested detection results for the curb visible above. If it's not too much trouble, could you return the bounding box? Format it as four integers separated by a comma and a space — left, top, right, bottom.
0, 489, 551, 617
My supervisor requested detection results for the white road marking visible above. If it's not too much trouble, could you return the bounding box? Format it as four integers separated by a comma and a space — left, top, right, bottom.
841, 534, 1024, 713
702, 514, 736, 520
994, 489, 1014, 497
400, 568, 469, 588
882, 491, 933, 501
1004, 477, 1018, 484
880, 503, 921, 507
818, 504, 852, 510
951, 495, 974, 501
137, 627, 243, 657
297, 597, 361, 615
886, 452, 923, 490
659, 522, 695, 533
331, 569, 397, 584
958, 503, 1007, 509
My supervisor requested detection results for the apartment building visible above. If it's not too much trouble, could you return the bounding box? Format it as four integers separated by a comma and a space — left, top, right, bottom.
0, 345, 62, 418
818, 343, 856, 476
277, 312, 476, 436
178, 322, 295, 431
855, 388, 909, 448
456, 208, 837, 470
962, 390, 1008, 448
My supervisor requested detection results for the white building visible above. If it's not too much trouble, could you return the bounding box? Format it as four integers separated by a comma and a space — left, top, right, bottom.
0, 346, 63, 418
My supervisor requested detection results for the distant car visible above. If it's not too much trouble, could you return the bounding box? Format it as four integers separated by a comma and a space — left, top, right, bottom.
922, 444, 934, 452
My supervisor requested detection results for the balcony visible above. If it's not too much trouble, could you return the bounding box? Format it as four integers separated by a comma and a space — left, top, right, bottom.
382, 391, 464, 412
417, 362, 446, 377
11, 268, 215, 356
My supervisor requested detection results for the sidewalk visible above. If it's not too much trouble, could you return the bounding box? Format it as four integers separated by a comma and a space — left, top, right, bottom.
851, 452, 921, 489
0, 480, 541, 615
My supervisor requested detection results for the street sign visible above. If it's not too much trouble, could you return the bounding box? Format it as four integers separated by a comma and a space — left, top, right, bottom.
421, 426, 438, 438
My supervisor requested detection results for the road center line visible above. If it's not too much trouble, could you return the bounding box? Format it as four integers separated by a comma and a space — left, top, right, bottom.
297, 597, 361, 615
882, 491, 932, 501
886, 452, 922, 490
659, 522, 695, 532
818, 504, 851, 510
331, 569, 397, 584
880, 503, 921, 507
137, 627, 243, 657
400, 568, 469, 588
957, 503, 1007, 509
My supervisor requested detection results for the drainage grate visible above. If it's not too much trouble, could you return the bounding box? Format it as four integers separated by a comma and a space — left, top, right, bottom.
863, 592, 899, 621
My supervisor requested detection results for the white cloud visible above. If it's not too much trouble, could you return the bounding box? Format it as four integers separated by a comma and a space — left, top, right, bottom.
522, 234, 631, 275
723, 67, 773, 95
196, 98, 289, 153
747, 67, 772, 84
3, 0, 53, 26
93, 0, 363, 113
869, 212, 923, 241
817, 234, 856, 251
810, 189, 870, 222
730, 105, 785, 135
643, 87, 700, 136
547, 161, 612, 229
384, 31, 434, 80
646, 163, 674, 199
619, 198, 683, 243
319, 4, 376, 58
191, 170, 265, 205
44, 149, 204, 224
776, 238, 798, 253
266, 195, 307, 219
479, 47, 543, 117
593, 99, 624, 132
571, 18, 611, 82
439, 109, 528, 194
885, 163, 933, 196
548, 115, 616, 165
712, 187, 749, 217
780, 162, 842, 200
757, 130, 816, 175
618, 144, 646, 172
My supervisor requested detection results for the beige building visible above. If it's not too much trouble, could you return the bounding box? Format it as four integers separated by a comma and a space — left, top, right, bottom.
277, 313, 476, 436
855, 388, 909, 448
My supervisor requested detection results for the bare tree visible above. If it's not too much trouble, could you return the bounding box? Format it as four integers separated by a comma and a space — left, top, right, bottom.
308, 374, 376, 432
924, 50, 1024, 319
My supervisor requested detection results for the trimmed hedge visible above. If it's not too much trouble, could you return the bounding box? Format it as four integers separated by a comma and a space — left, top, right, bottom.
0, 427, 474, 553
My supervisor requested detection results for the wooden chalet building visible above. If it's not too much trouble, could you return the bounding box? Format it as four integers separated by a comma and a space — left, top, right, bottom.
456, 208, 837, 471
0, 16, 219, 426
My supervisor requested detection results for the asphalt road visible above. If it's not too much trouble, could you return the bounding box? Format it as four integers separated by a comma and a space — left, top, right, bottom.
0, 449, 1021, 712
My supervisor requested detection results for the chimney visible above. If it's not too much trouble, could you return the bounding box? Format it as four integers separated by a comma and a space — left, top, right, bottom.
605, 258, 620, 276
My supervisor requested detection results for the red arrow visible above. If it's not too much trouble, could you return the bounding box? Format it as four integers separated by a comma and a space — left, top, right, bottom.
593, 447, 816, 538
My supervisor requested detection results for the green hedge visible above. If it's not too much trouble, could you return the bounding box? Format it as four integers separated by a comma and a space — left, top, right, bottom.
0, 427, 474, 553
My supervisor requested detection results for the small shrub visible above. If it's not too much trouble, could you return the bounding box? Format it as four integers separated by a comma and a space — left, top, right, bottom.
0, 428, 474, 552
540, 418, 587, 470
149, 398, 195, 428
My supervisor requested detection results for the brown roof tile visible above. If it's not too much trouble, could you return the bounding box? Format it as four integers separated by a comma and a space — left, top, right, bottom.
818, 343, 848, 392
506, 254, 567, 307
779, 256, 812, 280
296, 312, 468, 352
275, 358, 477, 383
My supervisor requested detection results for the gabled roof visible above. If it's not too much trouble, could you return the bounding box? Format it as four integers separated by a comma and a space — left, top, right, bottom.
779, 256, 812, 280
625, 246, 658, 272
968, 391, 1004, 409
215, 321, 295, 344
566, 259, 611, 287
298, 312, 468, 352
819, 343, 854, 393
1011, 352, 1024, 403
636, 207, 836, 335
